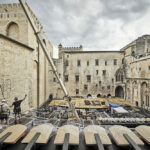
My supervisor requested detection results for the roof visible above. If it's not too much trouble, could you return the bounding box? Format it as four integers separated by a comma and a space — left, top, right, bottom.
0, 34, 34, 51
62, 50, 123, 54
113, 107, 128, 113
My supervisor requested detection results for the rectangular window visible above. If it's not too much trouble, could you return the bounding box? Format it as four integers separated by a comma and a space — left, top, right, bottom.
149, 66, 150, 70
75, 75, 79, 82
65, 60, 69, 66
87, 61, 89, 66
84, 85, 88, 90
53, 78, 56, 82
146, 96, 149, 106
87, 75, 91, 82
64, 75, 68, 82
95, 59, 99, 66
76, 89, 79, 95
77, 60, 81, 66
107, 85, 110, 90
102, 70, 106, 76
105, 61, 107, 66
112, 78, 114, 83
96, 70, 99, 75
114, 59, 117, 65
99, 81, 101, 85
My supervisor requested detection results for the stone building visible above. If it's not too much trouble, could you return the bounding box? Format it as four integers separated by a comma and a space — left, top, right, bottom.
0, 3, 150, 112
49, 35, 150, 110
121, 35, 150, 109
0, 3, 53, 111
49, 44, 125, 99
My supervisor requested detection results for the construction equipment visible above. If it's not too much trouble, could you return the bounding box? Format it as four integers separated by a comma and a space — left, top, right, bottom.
19, 0, 80, 121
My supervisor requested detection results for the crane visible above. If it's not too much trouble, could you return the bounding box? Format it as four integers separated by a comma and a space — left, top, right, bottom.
19, 0, 80, 122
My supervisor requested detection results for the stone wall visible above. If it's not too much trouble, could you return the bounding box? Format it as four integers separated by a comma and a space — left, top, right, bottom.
0, 3, 53, 111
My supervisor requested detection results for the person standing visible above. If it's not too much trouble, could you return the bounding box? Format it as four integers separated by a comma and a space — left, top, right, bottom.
0, 99, 10, 125
11, 94, 27, 120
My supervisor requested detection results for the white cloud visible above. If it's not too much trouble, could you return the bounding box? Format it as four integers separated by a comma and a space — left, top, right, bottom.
1, 0, 150, 57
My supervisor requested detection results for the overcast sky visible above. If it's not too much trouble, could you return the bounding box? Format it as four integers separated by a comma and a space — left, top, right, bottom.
1, 0, 150, 57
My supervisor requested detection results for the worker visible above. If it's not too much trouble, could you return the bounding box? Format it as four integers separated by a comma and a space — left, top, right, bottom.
10, 94, 27, 120
0, 99, 10, 125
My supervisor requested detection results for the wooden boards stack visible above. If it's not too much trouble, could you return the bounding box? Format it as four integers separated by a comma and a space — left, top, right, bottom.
135, 125, 150, 144
0, 124, 27, 143
84, 125, 112, 145
22, 124, 53, 144
109, 125, 144, 146
54, 125, 79, 145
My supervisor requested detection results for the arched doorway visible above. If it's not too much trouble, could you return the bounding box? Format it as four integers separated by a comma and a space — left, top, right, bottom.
97, 94, 101, 98
115, 86, 124, 98
107, 94, 111, 97
87, 94, 92, 98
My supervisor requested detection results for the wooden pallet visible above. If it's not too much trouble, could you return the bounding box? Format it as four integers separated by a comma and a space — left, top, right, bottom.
54, 125, 79, 145
22, 124, 53, 144
135, 125, 150, 144
0, 124, 27, 143
84, 125, 112, 145
109, 125, 144, 146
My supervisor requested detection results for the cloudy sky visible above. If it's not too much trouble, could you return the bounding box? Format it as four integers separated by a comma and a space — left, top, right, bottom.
1, 0, 150, 57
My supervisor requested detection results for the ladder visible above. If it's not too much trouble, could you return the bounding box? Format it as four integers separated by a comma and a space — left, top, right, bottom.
19, 0, 80, 122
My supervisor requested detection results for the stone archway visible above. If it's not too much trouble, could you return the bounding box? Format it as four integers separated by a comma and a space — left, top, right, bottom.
97, 94, 101, 98
87, 94, 92, 98
115, 86, 124, 98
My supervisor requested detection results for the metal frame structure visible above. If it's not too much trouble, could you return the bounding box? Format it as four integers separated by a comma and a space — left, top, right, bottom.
19, 0, 80, 121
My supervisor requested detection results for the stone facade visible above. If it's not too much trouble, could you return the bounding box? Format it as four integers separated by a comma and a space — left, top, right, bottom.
49, 45, 125, 99
122, 35, 150, 109
49, 35, 150, 110
0, 3, 53, 112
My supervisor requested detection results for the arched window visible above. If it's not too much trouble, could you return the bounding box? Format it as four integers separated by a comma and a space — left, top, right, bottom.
141, 82, 149, 107
115, 68, 124, 82
7, 22, 19, 40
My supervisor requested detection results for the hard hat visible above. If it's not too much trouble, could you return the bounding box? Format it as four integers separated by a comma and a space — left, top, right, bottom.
2, 99, 6, 103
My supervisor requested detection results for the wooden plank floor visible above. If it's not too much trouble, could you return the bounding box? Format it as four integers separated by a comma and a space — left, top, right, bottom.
54, 125, 79, 145
0, 124, 27, 143
135, 125, 150, 144
109, 125, 144, 146
22, 124, 53, 144
84, 125, 112, 145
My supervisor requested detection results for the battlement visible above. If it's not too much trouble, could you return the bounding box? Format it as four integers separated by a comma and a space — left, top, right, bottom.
0, 3, 22, 13
0, 3, 43, 30
58, 44, 83, 51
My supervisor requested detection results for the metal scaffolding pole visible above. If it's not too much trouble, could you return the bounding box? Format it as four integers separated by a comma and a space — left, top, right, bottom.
19, 0, 80, 122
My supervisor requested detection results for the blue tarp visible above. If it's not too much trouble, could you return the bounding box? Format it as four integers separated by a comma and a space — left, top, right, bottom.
109, 103, 119, 108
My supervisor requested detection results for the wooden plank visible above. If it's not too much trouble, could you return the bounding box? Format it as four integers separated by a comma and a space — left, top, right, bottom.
22, 124, 53, 144
54, 125, 79, 145
135, 125, 150, 144
84, 125, 111, 145
109, 125, 144, 146
0, 124, 27, 143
